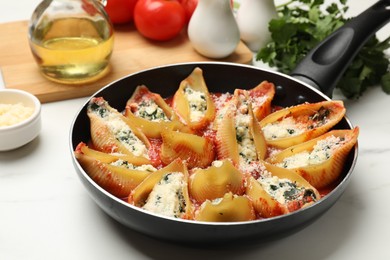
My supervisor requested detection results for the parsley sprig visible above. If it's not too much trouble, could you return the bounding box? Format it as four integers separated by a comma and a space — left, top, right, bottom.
256, 0, 390, 98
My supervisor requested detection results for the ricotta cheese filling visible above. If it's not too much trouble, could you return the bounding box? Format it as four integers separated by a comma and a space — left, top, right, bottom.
183, 86, 207, 122
277, 135, 344, 169
106, 113, 148, 157
262, 116, 305, 140
110, 159, 157, 172
90, 102, 149, 158
235, 97, 257, 165
143, 172, 186, 218
135, 99, 169, 122
257, 173, 312, 205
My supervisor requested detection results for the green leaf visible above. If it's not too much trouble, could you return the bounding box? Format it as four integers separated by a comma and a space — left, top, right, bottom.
269, 20, 297, 43
359, 65, 372, 81
337, 76, 362, 99
381, 73, 390, 94
257, 0, 390, 99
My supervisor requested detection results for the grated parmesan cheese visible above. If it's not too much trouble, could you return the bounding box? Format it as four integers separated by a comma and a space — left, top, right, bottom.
0, 103, 34, 127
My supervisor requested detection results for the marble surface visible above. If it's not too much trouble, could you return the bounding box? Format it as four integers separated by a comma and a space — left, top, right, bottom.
1, 1, 390, 259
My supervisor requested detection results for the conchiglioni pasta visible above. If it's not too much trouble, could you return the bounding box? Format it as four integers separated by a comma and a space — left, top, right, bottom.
215, 89, 267, 170
125, 85, 191, 138
129, 159, 193, 219
172, 67, 216, 130
189, 159, 244, 203
259, 100, 346, 149
75, 67, 358, 222
267, 128, 359, 189
160, 128, 215, 169
246, 162, 320, 218
87, 97, 151, 161
75, 142, 155, 198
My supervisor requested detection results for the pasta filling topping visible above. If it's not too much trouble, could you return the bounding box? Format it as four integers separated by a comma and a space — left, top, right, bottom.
143, 172, 187, 218
134, 99, 169, 122
90, 101, 149, 158
262, 116, 305, 140
277, 135, 344, 169
110, 159, 157, 172
235, 95, 257, 165
262, 106, 333, 141
257, 172, 317, 205
184, 86, 207, 122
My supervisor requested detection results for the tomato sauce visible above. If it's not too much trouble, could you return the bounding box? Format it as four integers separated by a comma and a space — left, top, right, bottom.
148, 138, 163, 168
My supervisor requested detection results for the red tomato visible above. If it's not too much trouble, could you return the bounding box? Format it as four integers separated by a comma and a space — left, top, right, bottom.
104, 0, 138, 24
178, 0, 198, 24
134, 0, 186, 41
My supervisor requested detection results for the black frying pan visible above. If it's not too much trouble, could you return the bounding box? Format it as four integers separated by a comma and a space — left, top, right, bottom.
70, 0, 390, 244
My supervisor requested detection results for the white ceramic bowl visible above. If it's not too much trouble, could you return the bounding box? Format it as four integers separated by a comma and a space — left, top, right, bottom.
0, 89, 41, 151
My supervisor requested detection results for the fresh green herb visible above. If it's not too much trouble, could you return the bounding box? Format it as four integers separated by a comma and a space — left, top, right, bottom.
256, 0, 390, 99
90, 102, 107, 118
287, 129, 295, 135
163, 173, 170, 182
309, 106, 330, 125
282, 181, 305, 201
303, 189, 317, 202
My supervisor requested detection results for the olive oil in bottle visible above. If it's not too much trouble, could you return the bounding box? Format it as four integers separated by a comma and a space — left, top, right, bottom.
28, 0, 114, 84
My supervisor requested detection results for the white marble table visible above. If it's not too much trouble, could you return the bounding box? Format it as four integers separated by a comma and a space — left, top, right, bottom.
1, 1, 390, 259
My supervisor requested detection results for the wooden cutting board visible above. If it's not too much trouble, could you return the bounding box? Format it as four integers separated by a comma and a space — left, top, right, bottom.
0, 21, 253, 103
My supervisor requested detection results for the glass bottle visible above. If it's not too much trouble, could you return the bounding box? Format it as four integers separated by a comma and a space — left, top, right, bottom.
28, 0, 114, 84
188, 0, 240, 59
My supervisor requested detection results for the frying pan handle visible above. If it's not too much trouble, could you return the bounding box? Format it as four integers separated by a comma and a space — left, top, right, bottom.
290, 0, 390, 97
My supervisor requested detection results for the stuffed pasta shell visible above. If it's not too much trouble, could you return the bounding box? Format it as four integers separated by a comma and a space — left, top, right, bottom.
212, 81, 275, 130
74, 142, 156, 198
267, 127, 359, 189
129, 159, 193, 219
87, 97, 151, 162
160, 128, 215, 169
247, 81, 275, 121
260, 100, 346, 149
195, 192, 256, 222
125, 85, 191, 138
172, 67, 216, 130
216, 89, 267, 170
189, 159, 244, 203
246, 162, 320, 218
